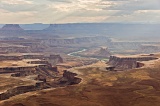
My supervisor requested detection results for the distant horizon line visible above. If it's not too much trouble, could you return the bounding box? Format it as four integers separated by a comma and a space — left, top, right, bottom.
0, 22, 160, 25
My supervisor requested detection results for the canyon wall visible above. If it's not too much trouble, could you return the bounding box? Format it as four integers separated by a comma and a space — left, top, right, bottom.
107, 55, 158, 71
0, 81, 47, 100
0, 70, 81, 101
46, 55, 63, 65
58, 70, 81, 86
41, 36, 111, 46
0, 67, 36, 74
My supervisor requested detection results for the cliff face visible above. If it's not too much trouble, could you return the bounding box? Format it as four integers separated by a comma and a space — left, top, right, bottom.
0, 70, 81, 100
0, 82, 47, 100
0, 24, 59, 38
1, 24, 24, 31
47, 55, 63, 65
41, 36, 111, 46
108, 55, 158, 71
58, 70, 81, 86
0, 24, 26, 36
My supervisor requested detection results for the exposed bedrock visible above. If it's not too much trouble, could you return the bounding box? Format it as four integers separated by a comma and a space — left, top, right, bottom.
0, 82, 47, 100
107, 55, 158, 71
41, 36, 111, 46
58, 70, 81, 86
0, 54, 63, 66
0, 66, 58, 100
46, 55, 63, 65
0, 70, 81, 101
0, 67, 36, 74
0, 55, 22, 61
9, 65, 58, 78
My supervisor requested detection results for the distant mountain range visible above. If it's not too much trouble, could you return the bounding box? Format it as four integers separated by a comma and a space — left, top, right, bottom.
0, 23, 160, 41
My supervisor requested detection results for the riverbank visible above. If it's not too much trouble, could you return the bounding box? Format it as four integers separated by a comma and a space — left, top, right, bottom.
67, 49, 87, 57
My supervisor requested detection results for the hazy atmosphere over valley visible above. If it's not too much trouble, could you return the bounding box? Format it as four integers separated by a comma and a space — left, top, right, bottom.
0, 0, 160, 106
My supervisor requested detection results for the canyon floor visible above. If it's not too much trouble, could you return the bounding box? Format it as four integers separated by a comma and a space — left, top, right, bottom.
1, 54, 160, 106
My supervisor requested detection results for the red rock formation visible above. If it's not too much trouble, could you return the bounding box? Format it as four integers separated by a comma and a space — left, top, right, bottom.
35, 75, 46, 82
46, 55, 63, 66
0, 67, 36, 74
58, 70, 81, 86
0, 55, 22, 61
108, 55, 158, 71
0, 82, 48, 100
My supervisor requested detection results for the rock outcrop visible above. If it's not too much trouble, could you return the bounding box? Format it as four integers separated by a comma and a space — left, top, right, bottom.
0, 82, 47, 100
107, 55, 158, 71
96, 47, 111, 56
0, 67, 36, 74
41, 36, 111, 46
58, 70, 81, 86
0, 55, 22, 60
77, 47, 111, 58
0, 70, 82, 101
46, 55, 63, 65
0, 54, 63, 65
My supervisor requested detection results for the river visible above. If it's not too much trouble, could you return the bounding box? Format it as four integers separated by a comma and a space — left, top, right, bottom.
67, 49, 87, 57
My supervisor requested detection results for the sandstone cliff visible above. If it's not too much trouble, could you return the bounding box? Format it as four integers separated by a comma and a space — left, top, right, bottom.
41, 36, 111, 47
107, 55, 158, 71
0, 82, 48, 100
58, 70, 81, 86
46, 55, 63, 65
0, 70, 81, 101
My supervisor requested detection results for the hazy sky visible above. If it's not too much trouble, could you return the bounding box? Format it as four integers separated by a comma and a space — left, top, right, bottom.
0, 0, 160, 23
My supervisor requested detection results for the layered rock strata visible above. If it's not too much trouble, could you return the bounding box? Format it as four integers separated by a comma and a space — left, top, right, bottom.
107, 55, 158, 71
0, 81, 47, 100
58, 70, 81, 86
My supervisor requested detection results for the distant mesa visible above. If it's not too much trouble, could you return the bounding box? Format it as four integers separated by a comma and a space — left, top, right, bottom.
0, 24, 25, 37
0, 24, 60, 38
0, 24, 24, 31
43, 24, 56, 31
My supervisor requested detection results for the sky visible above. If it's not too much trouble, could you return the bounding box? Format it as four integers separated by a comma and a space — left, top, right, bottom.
0, 0, 160, 24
